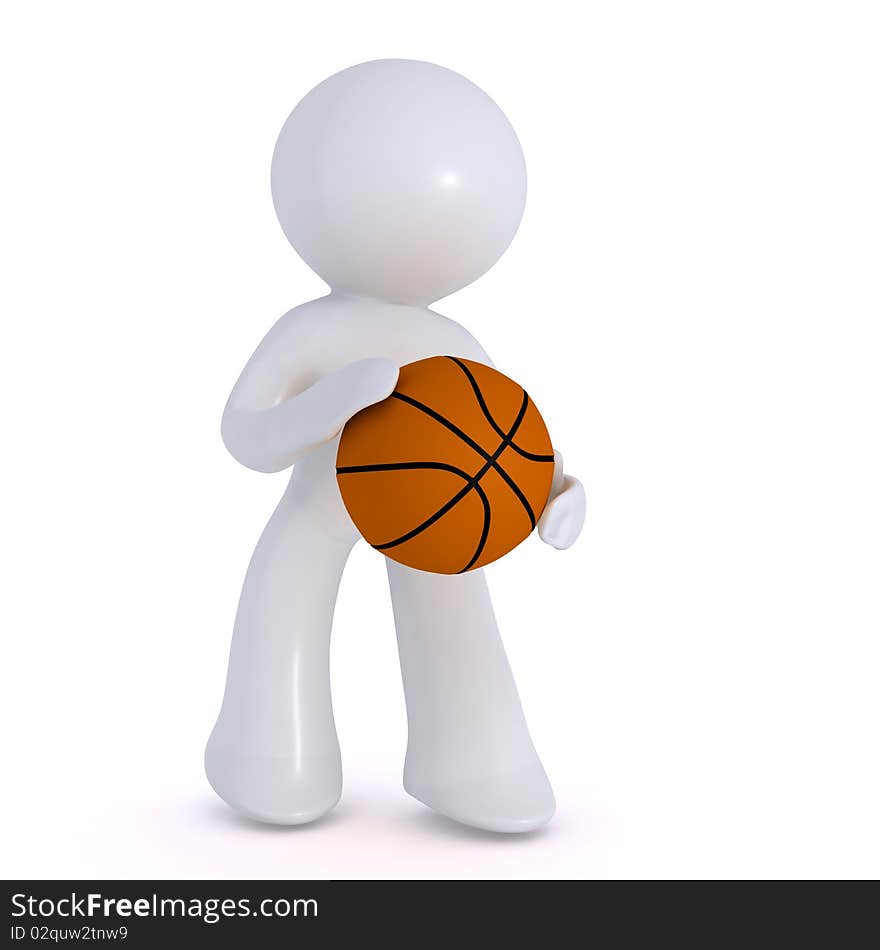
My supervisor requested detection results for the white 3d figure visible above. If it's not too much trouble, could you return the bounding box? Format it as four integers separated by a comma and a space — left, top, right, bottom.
206, 60, 586, 833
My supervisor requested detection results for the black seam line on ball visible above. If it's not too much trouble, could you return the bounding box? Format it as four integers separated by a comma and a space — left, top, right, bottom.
444, 356, 556, 463
337, 461, 473, 477
372, 391, 530, 552
390, 390, 536, 529
459, 483, 491, 574
337, 461, 492, 573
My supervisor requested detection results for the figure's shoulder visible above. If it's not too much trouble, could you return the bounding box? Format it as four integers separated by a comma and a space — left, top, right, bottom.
271, 295, 333, 331
255, 295, 337, 350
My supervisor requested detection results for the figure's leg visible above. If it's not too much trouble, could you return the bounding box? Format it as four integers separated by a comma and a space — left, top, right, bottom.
205, 452, 357, 824
387, 562, 555, 833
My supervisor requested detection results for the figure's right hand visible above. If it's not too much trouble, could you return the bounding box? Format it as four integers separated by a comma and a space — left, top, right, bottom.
221, 357, 399, 473
313, 358, 400, 438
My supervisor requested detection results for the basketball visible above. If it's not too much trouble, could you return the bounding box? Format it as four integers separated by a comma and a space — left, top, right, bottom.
336, 356, 555, 574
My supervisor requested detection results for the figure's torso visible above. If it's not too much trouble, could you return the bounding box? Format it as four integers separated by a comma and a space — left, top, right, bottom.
276, 293, 492, 525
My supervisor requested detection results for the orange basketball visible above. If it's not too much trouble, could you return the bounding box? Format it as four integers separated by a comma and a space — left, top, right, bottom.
336, 356, 555, 574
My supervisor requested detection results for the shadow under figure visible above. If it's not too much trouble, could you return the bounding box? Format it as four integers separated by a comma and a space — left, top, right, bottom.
205, 59, 586, 833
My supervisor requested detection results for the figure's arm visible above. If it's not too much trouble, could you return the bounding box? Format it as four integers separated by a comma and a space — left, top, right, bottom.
221, 311, 398, 473
538, 451, 586, 550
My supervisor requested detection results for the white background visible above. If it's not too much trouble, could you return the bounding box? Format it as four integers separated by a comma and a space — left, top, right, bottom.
2, 1, 878, 880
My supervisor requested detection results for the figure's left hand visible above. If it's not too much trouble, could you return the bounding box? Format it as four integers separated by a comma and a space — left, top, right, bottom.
538, 451, 585, 550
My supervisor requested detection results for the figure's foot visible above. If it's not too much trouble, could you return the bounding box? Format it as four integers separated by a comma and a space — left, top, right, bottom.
404, 764, 555, 834
205, 740, 342, 825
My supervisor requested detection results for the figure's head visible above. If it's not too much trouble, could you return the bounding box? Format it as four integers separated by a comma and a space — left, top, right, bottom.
271, 59, 527, 305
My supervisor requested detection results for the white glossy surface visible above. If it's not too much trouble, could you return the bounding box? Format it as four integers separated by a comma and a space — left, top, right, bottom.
206, 61, 583, 833
271, 59, 527, 306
